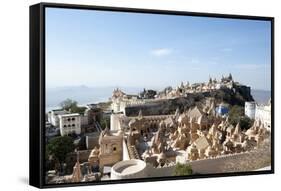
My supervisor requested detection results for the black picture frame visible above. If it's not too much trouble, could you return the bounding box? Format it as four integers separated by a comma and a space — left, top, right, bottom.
29, 2, 275, 189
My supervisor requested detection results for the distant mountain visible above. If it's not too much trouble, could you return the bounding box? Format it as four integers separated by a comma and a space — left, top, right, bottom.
251, 89, 271, 104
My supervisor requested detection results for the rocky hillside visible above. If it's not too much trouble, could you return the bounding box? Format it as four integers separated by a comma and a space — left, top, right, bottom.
125, 84, 254, 117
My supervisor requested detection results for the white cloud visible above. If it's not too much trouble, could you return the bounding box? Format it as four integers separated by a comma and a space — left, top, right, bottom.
150, 48, 172, 57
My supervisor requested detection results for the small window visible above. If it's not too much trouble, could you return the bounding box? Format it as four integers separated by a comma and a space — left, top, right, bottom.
68, 124, 71, 127
72, 118, 75, 121
67, 118, 71, 121
72, 124, 75, 127
113, 147, 117, 151
63, 125, 66, 127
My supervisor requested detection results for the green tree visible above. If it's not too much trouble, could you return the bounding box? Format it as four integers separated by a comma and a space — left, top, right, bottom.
60, 98, 86, 114
228, 105, 244, 125
60, 98, 78, 111
46, 136, 75, 173
173, 163, 193, 176
239, 116, 254, 130
228, 105, 253, 130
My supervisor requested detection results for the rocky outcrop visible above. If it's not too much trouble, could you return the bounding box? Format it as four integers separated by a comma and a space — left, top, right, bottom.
204, 84, 253, 106
125, 85, 253, 117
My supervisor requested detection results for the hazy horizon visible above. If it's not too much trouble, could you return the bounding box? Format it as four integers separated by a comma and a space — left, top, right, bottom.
46, 85, 271, 112
46, 82, 271, 91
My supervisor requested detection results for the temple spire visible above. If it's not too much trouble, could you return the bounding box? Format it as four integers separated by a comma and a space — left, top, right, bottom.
229, 73, 233, 80
72, 149, 81, 182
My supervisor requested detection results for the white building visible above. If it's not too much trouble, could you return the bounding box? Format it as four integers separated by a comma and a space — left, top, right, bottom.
255, 100, 271, 130
245, 99, 271, 130
58, 113, 81, 136
48, 109, 70, 127
245, 101, 256, 119
110, 113, 123, 131
111, 99, 126, 113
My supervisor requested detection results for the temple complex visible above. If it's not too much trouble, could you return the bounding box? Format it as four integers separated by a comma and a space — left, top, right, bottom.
46, 74, 271, 183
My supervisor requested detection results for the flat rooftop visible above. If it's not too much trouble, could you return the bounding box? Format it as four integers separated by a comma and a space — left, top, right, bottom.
59, 113, 80, 117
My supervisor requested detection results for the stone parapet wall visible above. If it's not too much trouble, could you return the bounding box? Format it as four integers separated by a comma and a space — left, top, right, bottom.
188, 149, 270, 174
146, 144, 271, 177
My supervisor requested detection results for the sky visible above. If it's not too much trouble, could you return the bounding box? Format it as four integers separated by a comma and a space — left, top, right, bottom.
46, 8, 271, 91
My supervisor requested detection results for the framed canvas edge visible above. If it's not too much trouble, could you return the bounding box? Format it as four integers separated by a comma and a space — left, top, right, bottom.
29, 2, 275, 189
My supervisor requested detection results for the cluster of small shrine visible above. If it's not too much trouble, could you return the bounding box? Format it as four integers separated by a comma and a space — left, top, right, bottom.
126, 103, 270, 167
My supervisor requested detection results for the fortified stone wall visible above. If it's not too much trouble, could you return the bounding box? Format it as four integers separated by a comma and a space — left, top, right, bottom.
125, 97, 195, 117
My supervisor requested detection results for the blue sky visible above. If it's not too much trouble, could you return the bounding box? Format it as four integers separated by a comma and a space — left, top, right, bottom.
46, 8, 271, 90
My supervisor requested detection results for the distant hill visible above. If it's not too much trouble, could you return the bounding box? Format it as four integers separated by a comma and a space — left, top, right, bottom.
251, 89, 271, 104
